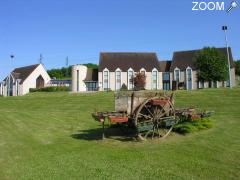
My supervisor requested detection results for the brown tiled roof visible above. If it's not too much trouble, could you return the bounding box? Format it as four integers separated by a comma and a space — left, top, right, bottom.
99, 52, 160, 72
11, 64, 40, 84
84, 68, 98, 81
159, 61, 172, 72
170, 47, 234, 71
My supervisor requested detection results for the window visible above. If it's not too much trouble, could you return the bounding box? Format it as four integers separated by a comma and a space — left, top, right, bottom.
140, 68, 146, 76
226, 79, 230, 87
213, 81, 218, 88
85, 82, 98, 91
163, 72, 170, 81
77, 70, 79, 92
186, 67, 192, 90
174, 68, 180, 82
152, 70, 158, 90
198, 81, 204, 89
115, 71, 121, 90
128, 69, 134, 90
7, 75, 14, 96
0, 83, 2, 95
103, 70, 109, 90
163, 72, 170, 90
16, 80, 19, 96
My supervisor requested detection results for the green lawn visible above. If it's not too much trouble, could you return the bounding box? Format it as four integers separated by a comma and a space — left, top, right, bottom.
0, 88, 239, 180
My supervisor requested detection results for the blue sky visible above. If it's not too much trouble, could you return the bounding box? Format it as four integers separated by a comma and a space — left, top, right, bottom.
0, 0, 239, 79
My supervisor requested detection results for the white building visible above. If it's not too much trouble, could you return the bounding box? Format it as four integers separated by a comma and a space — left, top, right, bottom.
169, 47, 236, 90
0, 64, 51, 96
71, 65, 98, 92
71, 48, 236, 92
98, 52, 162, 91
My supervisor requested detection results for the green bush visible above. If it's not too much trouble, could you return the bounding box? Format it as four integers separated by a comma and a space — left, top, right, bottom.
30, 86, 70, 93
173, 123, 197, 134
120, 83, 128, 91
29, 88, 38, 93
173, 118, 213, 134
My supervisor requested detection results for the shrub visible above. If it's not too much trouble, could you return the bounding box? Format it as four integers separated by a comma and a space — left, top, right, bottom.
133, 72, 146, 91
29, 88, 38, 93
173, 123, 197, 134
30, 86, 70, 93
178, 82, 185, 90
120, 83, 128, 91
107, 88, 112, 92
173, 118, 213, 134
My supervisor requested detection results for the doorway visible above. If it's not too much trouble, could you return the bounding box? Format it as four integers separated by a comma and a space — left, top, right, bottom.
36, 75, 45, 89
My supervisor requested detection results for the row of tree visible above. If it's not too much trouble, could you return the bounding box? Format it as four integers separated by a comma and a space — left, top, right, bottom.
47, 63, 98, 79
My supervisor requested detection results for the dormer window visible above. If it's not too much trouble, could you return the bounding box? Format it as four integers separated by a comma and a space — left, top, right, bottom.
128, 68, 134, 90
186, 67, 193, 90
115, 68, 121, 90
103, 68, 109, 91
152, 68, 158, 90
174, 68, 180, 82
140, 68, 146, 76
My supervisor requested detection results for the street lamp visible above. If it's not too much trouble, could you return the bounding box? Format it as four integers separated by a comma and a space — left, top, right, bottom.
7, 55, 15, 96
222, 26, 232, 88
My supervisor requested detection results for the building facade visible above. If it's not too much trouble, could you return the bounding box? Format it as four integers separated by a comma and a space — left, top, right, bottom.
71, 65, 98, 92
170, 47, 235, 90
0, 64, 51, 96
71, 47, 236, 92
98, 53, 162, 91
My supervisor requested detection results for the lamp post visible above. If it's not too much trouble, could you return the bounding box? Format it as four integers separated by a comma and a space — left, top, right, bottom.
222, 26, 232, 88
7, 55, 15, 96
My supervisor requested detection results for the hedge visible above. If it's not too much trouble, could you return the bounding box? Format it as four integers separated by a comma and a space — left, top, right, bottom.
30, 86, 70, 92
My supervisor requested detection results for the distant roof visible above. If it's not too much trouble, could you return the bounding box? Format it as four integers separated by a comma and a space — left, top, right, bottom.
99, 52, 160, 72
170, 47, 234, 71
84, 68, 98, 81
11, 64, 40, 84
159, 61, 172, 72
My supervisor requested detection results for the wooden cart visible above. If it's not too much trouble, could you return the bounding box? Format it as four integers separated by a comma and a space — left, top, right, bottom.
92, 91, 177, 140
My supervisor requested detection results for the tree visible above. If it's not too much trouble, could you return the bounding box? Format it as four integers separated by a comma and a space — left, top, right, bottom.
194, 47, 228, 85
234, 60, 240, 76
83, 63, 98, 69
47, 63, 98, 79
133, 72, 146, 91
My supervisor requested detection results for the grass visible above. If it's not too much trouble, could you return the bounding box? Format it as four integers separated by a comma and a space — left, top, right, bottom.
0, 88, 240, 179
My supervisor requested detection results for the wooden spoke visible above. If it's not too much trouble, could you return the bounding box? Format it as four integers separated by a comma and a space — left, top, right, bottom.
138, 113, 153, 120
143, 105, 154, 117
135, 97, 176, 141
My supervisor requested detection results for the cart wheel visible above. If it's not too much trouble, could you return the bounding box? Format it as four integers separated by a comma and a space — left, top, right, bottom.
135, 97, 175, 140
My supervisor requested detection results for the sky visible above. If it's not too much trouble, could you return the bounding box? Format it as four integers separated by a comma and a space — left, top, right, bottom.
0, 0, 239, 79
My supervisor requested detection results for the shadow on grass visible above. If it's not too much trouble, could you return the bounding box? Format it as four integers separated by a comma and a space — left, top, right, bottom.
71, 126, 136, 142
